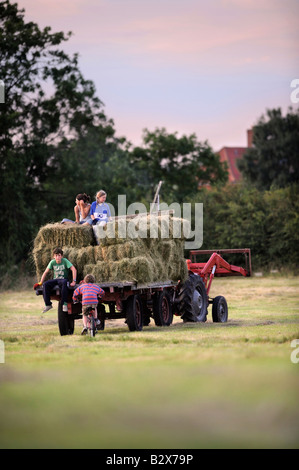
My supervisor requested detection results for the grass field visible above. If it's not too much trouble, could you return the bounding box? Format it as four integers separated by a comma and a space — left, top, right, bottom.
0, 275, 298, 449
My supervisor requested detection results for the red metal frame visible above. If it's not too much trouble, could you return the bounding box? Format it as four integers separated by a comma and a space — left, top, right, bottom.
186, 248, 251, 295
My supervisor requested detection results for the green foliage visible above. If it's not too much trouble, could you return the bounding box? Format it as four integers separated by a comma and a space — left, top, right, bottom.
264, 185, 299, 263
1, 1, 298, 282
238, 108, 299, 190
198, 183, 299, 269
42, 125, 125, 220
0, 0, 120, 265
131, 128, 228, 203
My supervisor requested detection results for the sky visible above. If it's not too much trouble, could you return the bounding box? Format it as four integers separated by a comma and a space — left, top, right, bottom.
16, 0, 299, 151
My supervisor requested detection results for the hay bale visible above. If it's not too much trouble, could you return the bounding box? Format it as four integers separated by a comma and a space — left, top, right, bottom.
115, 239, 145, 259
38, 223, 94, 247
83, 262, 110, 282
93, 246, 103, 261
101, 244, 120, 262
63, 246, 96, 281
168, 253, 188, 282
94, 220, 127, 246
32, 214, 189, 284
94, 214, 190, 247
32, 223, 96, 281
117, 256, 156, 283
158, 240, 176, 261
32, 244, 53, 280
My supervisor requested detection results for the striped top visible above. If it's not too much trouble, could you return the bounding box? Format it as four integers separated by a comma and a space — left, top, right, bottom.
72, 283, 104, 305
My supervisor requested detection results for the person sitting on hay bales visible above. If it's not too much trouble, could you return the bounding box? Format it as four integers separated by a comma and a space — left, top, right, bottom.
61, 193, 93, 226
34, 247, 77, 313
90, 190, 112, 245
90, 190, 111, 226
72, 274, 105, 335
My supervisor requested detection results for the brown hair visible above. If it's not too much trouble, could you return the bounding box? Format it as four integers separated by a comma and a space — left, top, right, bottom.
76, 193, 91, 204
53, 247, 63, 256
84, 274, 95, 283
95, 190, 107, 201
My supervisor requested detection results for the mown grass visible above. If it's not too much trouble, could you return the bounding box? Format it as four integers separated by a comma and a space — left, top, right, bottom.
0, 275, 298, 449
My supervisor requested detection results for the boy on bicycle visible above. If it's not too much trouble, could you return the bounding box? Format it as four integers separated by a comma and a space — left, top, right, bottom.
72, 274, 104, 335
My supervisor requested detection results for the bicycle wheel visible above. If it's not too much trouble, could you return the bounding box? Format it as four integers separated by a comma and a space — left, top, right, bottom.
89, 315, 97, 337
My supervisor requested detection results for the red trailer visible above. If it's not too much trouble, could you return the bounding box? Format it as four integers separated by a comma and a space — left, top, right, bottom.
35, 248, 251, 336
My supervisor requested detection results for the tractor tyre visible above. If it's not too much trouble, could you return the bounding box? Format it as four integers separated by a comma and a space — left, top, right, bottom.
153, 290, 173, 326
178, 274, 208, 322
212, 296, 228, 323
58, 301, 74, 336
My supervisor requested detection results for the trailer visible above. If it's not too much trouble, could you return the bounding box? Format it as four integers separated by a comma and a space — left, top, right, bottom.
35, 248, 251, 336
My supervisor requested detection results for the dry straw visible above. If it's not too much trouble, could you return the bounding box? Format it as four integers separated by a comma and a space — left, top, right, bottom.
33, 214, 189, 284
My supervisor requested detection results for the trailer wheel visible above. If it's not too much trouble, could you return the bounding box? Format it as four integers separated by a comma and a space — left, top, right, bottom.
153, 290, 173, 326
97, 303, 106, 330
126, 295, 143, 331
212, 296, 228, 322
178, 274, 208, 322
58, 302, 74, 336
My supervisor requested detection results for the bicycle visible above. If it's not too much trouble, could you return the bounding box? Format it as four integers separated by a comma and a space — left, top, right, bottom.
82, 306, 97, 337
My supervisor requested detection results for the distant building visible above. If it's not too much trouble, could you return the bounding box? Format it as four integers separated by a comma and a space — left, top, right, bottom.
217, 129, 253, 184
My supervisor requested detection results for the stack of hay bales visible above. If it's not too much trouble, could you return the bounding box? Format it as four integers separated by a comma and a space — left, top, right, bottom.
32, 214, 189, 284
32, 223, 94, 281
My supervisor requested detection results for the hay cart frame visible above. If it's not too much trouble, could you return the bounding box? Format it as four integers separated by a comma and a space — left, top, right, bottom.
35, 248, 251, 336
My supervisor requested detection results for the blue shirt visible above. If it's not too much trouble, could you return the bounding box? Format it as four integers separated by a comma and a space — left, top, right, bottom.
73, 283, 104, 305
90, 201, 111, 223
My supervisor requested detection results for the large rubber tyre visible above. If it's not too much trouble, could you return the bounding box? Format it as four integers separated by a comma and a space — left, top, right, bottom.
97, 303, 106, 330
178, 274, 208, 322
153, 290, 173, 326
126, 295, 143, 331
212, 296, 228, 323
58, 302, 74, 336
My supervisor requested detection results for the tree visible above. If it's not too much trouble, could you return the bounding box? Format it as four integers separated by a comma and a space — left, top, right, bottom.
42, 123, 125, 221
238, 108, 299, 190
130, 128, 228, 203
195, 183, 299, 269
0, 0, 116, 268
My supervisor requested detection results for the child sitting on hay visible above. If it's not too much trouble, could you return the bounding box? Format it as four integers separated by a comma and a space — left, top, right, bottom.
61, 193, 93, 226
34, 247, 77, 313
72, 274, 104, 335
90, 190, 111, 226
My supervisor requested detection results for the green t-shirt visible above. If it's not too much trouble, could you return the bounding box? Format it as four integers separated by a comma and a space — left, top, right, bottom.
47, 258, 73, 280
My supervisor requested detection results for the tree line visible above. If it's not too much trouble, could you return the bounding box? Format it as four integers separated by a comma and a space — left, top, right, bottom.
197, 183, 299, 270
0, 1, 298, 285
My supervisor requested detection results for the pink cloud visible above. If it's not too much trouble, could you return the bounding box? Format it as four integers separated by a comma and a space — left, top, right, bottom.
15, 0, 299, 149
17, 0, 298, 77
